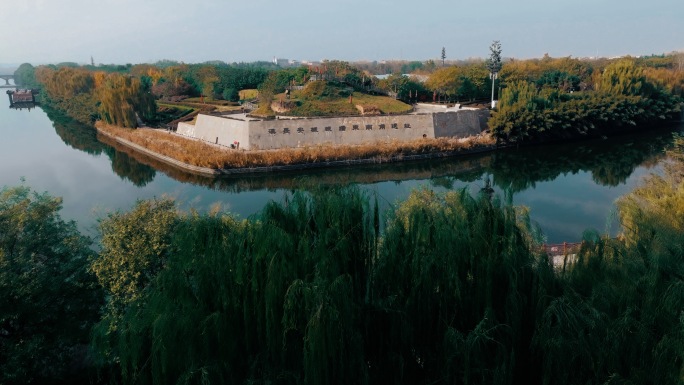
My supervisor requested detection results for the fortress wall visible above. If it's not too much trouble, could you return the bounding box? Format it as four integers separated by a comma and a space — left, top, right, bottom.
248, 114, 435, 150
432, 110, 489, 138
478, 110, 490, 131
176, 122, 194, 136
177, 114, 251, 149
178, 110, 489, 151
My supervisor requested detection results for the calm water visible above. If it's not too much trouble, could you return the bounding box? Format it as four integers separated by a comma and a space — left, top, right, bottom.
1, 101, 680, 243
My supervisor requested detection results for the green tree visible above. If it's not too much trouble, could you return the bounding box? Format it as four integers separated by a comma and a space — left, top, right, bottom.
194, 65, 219, 98
400, 61, 424, 74
105, 188, 375, 385
256, 70, 293, 114
88, 180, 684, 384
378, 74, 427, 101
535, 137, 684, 385
536, 70, 580, 92
370, 188, 546, 384
0, 185, 101, 385
13, 63, 38, 88
595, 59, 645, 96
441, 47, 446, 67
425, 66, 463, 101
461, 64, 491, 100
424, 59, 437, 73
92, 198, 179, 321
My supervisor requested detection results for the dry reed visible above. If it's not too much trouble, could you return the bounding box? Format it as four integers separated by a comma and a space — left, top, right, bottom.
96, 122, 495, 170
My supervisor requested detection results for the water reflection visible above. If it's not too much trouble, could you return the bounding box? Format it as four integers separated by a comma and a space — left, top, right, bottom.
43, 106, 157, 187
9, 102, 38, 111
42, 105, 681, 198
487, 130, 674, 193
92, 123, 677, 196
5, 100, 682, 243
95, 130, 492, 193
45, 106, 105, 155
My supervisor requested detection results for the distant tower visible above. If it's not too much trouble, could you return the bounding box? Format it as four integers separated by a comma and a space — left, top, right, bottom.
91, 56, 95, 66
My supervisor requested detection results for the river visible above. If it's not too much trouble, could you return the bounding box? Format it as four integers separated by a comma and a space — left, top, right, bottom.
1, 100, 681, 243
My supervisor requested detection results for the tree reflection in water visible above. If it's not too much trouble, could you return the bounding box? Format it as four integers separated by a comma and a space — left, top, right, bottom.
44, 106, 156, 187
42, 103, 682, 199
487, 128, 676, 193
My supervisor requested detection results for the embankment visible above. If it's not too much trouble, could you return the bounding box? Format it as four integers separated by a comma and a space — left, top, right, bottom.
95, 122, 496, 177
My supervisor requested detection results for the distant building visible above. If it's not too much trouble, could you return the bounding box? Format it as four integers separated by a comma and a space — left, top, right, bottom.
273, 57, 290, 67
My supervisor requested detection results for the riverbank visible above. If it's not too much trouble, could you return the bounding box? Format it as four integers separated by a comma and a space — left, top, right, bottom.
95, 122, 496, 177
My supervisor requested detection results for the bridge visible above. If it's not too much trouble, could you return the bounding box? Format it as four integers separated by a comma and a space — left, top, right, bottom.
0, 74, 16, 88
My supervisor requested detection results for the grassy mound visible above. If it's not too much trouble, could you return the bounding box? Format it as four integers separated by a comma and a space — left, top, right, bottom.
272, 81, 412, 117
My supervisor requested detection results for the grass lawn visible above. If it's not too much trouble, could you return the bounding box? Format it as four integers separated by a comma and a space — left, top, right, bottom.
239, 89, 258, 100
254, 81, 412, 117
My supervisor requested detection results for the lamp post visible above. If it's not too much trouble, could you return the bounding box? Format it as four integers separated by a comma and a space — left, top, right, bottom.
489, 72, 498, 109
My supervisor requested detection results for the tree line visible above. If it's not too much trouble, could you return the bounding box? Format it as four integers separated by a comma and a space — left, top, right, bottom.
490, 59, 683, 143
17, 61, 276, 127
32, 65, 155, 128
1, 136, 684, 384
14, 50, 684, 134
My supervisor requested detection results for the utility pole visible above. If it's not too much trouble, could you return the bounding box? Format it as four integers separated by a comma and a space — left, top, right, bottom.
489, 72, 498, 109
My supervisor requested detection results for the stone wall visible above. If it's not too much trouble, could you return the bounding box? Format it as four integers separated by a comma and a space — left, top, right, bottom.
432, 110, 488, 138
178, 110, 489, 150
248, 114, 435, 150
177, 114, 252, 149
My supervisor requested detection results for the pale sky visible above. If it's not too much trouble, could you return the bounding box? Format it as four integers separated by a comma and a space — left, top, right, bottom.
1, 0, 682, 66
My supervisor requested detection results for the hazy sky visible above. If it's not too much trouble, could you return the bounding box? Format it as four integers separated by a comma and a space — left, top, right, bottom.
2, 0, 682, 65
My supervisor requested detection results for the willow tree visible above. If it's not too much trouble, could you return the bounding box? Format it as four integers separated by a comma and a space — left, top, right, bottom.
534, 135, 684, 385
34, 66, 99, 124
35, 66, 95, 100
107, 187, 376, 385
98, 73, 157, 128
369, 188, 549, 385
